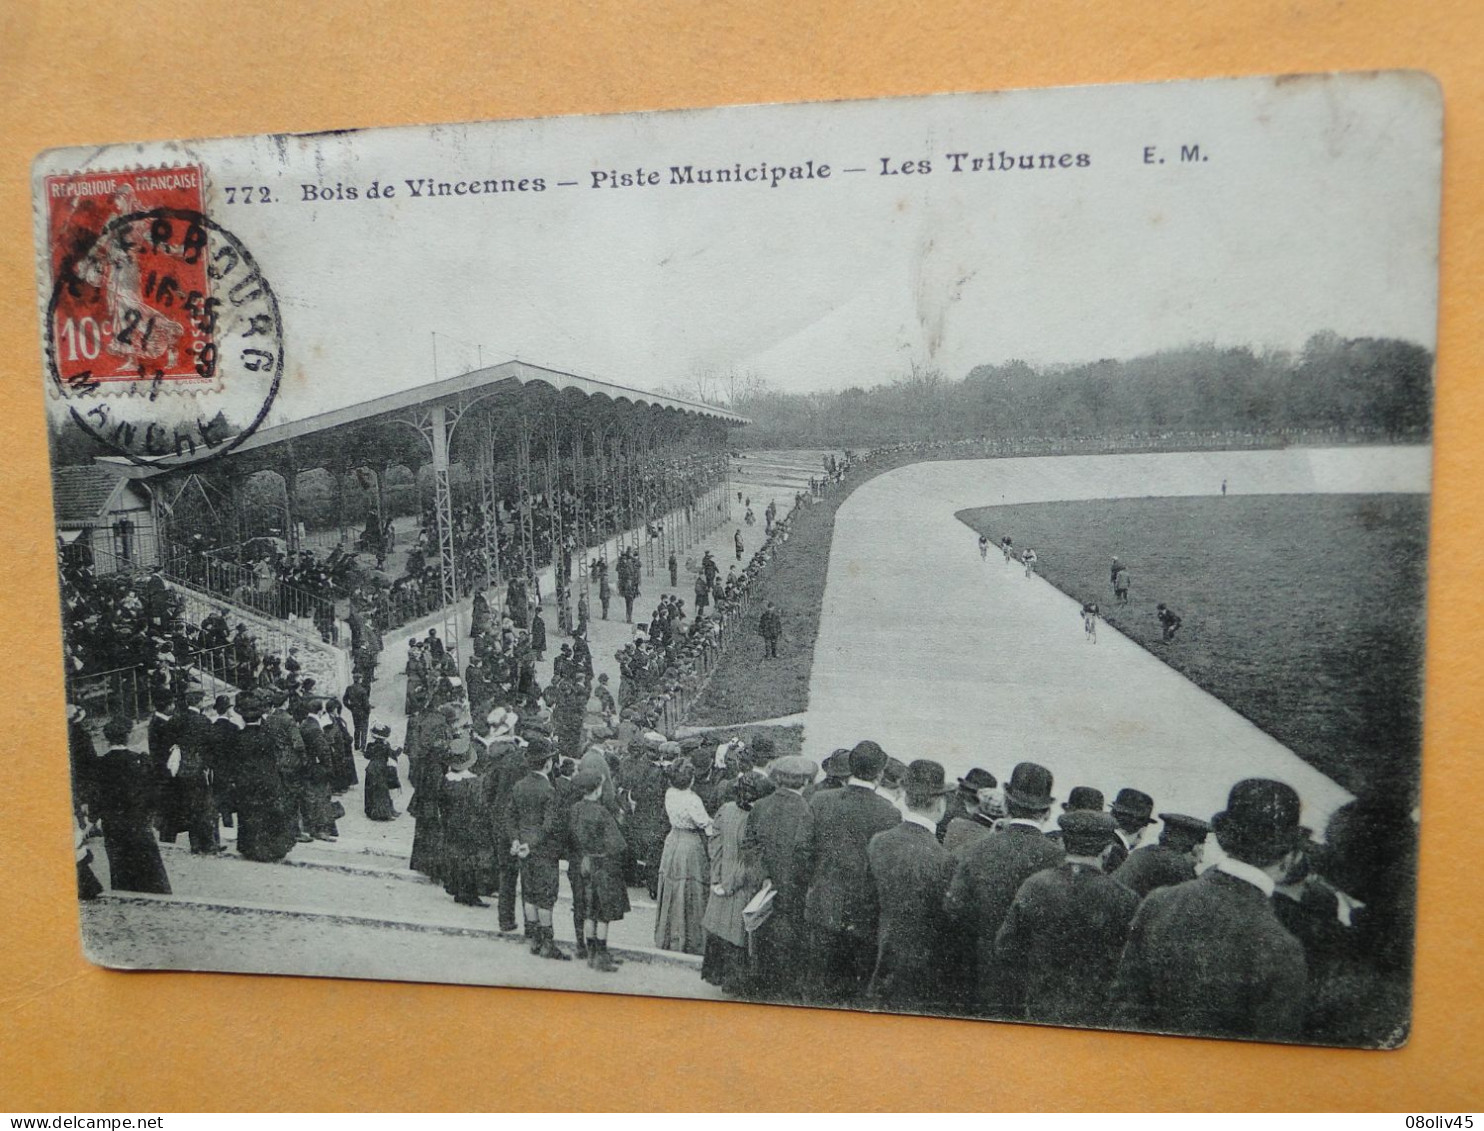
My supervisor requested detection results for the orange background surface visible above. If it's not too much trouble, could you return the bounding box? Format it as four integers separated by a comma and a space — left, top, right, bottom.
1, 1, 1480, 1112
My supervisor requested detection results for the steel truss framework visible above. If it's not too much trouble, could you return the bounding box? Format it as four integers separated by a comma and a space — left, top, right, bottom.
117, 362, 741, 667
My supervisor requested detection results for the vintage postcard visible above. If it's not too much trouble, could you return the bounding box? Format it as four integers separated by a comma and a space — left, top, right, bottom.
35, 71, 1439, 1048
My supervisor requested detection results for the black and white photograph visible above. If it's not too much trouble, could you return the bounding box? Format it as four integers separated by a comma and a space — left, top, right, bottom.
35, 71, 1439, 1050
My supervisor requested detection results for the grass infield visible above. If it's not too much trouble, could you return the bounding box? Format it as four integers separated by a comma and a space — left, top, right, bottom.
958, 494, 1428, 801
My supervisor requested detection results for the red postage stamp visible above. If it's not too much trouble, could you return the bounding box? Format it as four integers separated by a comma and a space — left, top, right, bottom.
45, 166, 212, 387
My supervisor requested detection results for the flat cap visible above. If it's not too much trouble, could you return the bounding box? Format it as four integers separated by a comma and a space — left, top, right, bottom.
1158, 812, 1212, 837
1057, 809, 1117, 851
770, 755, 818, 780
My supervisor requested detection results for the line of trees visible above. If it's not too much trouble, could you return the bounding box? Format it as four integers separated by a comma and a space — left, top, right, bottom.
664, 334, 1433, 449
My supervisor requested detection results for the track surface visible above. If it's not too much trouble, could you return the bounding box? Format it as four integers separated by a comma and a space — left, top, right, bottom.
804, 446, 1431, 830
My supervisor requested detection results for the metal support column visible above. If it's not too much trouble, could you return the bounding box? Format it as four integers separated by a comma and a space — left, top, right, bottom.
427, 403, 460, 666
376, 466, 391, 547
333, 460, 349, 547
478, 417, 499, 594
546, 416, 568, 633
516, 422, 538, 600
280, 452, 302, 551
574, 428, 590, 609
643, 425, 656, 578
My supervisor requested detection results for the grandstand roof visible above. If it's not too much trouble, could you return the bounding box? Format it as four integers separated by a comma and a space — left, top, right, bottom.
100, 359, 747, 478
52, 465, 137, 524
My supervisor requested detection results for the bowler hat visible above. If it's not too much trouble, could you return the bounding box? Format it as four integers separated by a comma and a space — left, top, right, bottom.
1058, 809, 1117, 854
1064, 786, 1105, 812
1004, 762, 1055, 810
903, 759, 953, 801
848, 740, 888, 780
1110, 788, 1156, 826
1213, 779, 1303, 861
103, 715, 133, 744
957, 767, 997, 793
822, 749, 852, 779
525, 744, 555, 769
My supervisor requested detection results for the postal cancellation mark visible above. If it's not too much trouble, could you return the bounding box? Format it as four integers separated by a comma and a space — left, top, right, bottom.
43, 166, 283, 467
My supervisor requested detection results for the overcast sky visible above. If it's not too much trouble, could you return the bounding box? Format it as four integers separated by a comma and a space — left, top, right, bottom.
36, 71, 1441, 426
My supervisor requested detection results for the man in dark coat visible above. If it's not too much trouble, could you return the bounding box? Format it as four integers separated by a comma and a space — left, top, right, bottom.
296, 700, 339, 841
67, 705, 97, 822
509, 741, 569, 960
551, 674, 587, 761
1110, 778, 1309, 1041
941, 768, 1000, 852
147, 700, 185, 842
802, 748, 851, 802
627, 749, 670, 900
1113, 812, 1211, 898
742, 754, 817, 1001
571, 634, 594, 682
618, 554, 641, 623
175, 685, 221, 854
1044, 786, 1105, 847
263, 689, 310, 842
490, 721, 534, 931
232, 693, 297, 863
471, 589, 492, 636
343, 678, 372, 752
210, 695, 240, 829
936, 767, 993, 842
865, 759, 956, 1013
506, 576, 527, 629
943, 761, 1065, 1015
993, 810, 1140, 1027
796, 740, 902, 1004
758, 602, 782, 659
1106, 787, 1157, 871
531, 607, 547, 661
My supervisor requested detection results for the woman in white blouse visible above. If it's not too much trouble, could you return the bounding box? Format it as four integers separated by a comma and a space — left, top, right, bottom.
653, 759, 715, 955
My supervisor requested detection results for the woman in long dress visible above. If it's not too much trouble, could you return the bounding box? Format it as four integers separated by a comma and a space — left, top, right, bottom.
362, 725, 401, 821
325, 698, 358, 793
654, 760, 714, 955
439, 747, 488, 906
94, 715, 173, 893
701, 770, 776, 992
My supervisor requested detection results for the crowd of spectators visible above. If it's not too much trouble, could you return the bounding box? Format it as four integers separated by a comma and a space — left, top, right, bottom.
384, 451, 730, 628
166, 534, 349, 643
60, 545, 277, 716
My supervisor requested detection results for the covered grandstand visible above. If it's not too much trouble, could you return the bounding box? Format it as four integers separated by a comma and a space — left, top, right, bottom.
57, 360, 746, 710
